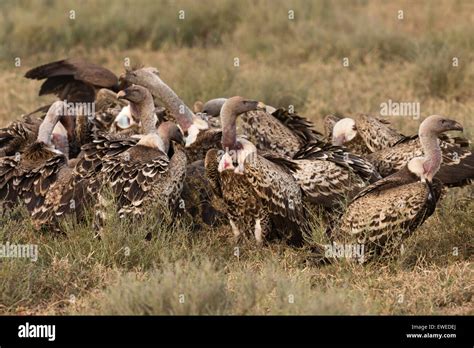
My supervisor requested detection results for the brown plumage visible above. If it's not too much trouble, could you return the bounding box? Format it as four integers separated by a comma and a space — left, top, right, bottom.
366, 132, 473, 187
330, 115, 464, 262
95, 86, 187, 220
0, 114, 44, 157
0, 102, 67, 216
329, 114, 473, 187
291, 141, 381, 207
25, 58, 119, 103
240, 107, 324, 158
205, 97, 308, 245
329, 114, 404, 155
201, 97, 324, 158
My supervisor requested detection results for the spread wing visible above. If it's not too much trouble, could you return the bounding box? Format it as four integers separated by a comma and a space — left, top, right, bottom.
25, 58, 118, 91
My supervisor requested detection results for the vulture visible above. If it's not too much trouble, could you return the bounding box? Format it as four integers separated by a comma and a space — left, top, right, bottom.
120, 67, 213, 159
201, 97, 324, 158
32, 86, 186, 229
330, 115, 464, 262
86, 85, 186, 222
0, 101, 68, 214
201, 101, 380, 207
329, 114, 473, 187
366, 133, 473, 187
120, 68, 226, 228
205, 96, 309, 245
0, 87, 126, 160
23, 58, 124, 158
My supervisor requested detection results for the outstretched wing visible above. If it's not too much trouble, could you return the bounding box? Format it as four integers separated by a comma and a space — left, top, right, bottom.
25, 58, 118, 89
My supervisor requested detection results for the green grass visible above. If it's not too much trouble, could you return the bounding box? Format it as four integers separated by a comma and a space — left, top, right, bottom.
0, 0, 473, 315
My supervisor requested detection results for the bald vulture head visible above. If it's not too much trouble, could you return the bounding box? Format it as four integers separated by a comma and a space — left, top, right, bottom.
409, 115, 464, 182
122, 67, 208, 147
221, 96, 263, 150
332, 117, 357, 146
419, 115, 463, 137
202, 98, 228, 117
117, 85, 156, 133
117, 84, 152, 104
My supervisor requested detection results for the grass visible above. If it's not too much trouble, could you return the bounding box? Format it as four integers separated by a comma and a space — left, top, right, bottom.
0, 0, 473, 315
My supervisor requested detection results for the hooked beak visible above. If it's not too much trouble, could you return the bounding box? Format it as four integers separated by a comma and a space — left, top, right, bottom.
450, 121, 464, 132
256, 101, 266, 111
117, 90, 127, 100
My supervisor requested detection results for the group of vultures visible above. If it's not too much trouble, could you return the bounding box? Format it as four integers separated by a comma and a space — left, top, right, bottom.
0, 58, 472, 263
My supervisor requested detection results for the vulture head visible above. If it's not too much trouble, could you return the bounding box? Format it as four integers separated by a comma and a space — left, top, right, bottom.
219, 96, 265, 174
117, 85, 156, 133
117, 84, 152, 104
121, 67, 208, 147
332, 117, 357, 146
410, 115, 464, 182
419, 115, 463, 136
202, 98, 228, 117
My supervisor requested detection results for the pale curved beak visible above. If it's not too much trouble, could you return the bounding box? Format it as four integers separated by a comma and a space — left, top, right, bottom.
117, 90, 127, 99
450, 121, 464, 132
257, 101, 266, 111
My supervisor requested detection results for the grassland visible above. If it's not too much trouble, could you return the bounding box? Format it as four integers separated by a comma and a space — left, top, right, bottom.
0, 0, 472, 315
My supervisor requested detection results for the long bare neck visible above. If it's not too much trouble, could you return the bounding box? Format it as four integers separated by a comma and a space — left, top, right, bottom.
157, 125, 171, 154
143, 74, 194, 131
133, 96, 157, 135
220, 104, 238, 151
37, 106, 61, 145
419, 130, 441, 181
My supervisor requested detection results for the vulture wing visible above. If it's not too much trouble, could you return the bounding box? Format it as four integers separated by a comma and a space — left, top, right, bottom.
334, 177, 443, 261
356, 114, 405, 152
367, 137, 474, 187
